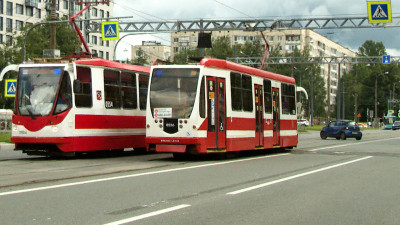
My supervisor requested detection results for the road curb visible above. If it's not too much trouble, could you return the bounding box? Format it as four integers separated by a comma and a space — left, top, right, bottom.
0, 142, 14, 151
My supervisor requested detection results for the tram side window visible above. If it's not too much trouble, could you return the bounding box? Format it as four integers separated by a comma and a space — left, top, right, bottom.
121, 71, 137, 109
230, 72, 242, 111
281, 83, 296, 115
104, 69, 121, 109
55, 72, 72, 114
75, 67, 92, 108
242, 74, 253, 112
263, 79, 272, 113
138, 74, 149, 110
230, 72, 253, 112
199, 77, 205, 118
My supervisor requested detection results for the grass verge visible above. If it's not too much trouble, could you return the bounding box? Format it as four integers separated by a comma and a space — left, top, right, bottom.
0, 133, 11, 143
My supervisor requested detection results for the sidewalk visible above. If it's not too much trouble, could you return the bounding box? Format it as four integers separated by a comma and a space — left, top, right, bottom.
0, 142, 14, 151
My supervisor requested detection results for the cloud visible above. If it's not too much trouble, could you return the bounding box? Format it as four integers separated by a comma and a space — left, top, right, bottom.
113, 0, 400, 58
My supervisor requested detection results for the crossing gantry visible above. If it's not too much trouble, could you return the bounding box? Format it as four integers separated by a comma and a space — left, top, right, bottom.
227, 56, 400, 65
84, 16, 400, 33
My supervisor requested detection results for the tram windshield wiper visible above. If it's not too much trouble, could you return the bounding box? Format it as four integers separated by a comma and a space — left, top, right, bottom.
26, 107, 36, 120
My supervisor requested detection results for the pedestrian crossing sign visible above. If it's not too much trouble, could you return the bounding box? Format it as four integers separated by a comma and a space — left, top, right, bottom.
367, 1, 391, 23
101, 21, 119, 41
5, 79, 16, 97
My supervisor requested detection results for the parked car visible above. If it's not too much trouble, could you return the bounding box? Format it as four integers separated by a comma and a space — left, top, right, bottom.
392, 121, 400, 130
384, 123, 393, 130
297, 119, 309, 126
320, 120, 362, 140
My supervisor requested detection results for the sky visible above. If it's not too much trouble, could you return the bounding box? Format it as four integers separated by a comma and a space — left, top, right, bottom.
111, 0, 400, 60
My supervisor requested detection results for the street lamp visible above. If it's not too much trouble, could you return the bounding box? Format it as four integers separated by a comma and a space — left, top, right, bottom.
373, 72, 380, 128
310, 71, 314, 126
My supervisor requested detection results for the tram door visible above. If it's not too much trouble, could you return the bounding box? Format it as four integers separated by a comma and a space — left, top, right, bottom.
272, 88, 280, 146
254, 85, 264, 147
206, 77, 226, 150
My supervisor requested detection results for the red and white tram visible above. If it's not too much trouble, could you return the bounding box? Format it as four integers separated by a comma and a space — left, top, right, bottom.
146, 58, 299, 157
0, 59, 150, 156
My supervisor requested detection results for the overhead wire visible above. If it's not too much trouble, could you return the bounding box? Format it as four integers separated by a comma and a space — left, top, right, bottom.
112, 0, 167, 21
213, 0, 256, 20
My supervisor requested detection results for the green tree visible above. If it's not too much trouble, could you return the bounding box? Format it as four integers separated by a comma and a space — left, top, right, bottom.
266, 45, 326, 120
173, 48, 201, 64
205, 36, 234, 59
172, 37, 262, 64
234, 38, 265, 68
237, 38, 264, 58
0, 17, 80, 109
15, 18, 80, 61
358, 40, 386, 57
342, 40, 400, 123
0, 43, 18, 109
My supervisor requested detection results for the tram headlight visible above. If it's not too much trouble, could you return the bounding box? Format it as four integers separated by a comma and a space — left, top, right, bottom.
51, 126, 58, 132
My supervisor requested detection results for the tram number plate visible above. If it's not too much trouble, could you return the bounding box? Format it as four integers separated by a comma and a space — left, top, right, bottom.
105, 101, 114, 108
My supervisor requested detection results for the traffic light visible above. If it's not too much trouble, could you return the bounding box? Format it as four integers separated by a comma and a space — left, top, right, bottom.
197, 32, 212, 48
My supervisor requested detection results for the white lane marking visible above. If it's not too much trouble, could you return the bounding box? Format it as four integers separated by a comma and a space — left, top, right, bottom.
2, 136, 395, 197
103, 204, 191, 225
0, 154, 288, 197
309, 136, 400, 152
227, 156, 373, 195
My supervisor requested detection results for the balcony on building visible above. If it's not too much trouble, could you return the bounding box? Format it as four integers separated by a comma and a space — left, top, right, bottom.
26, 0, 39, 8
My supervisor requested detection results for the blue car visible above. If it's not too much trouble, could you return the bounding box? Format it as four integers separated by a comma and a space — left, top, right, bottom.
320, 120, 362, 140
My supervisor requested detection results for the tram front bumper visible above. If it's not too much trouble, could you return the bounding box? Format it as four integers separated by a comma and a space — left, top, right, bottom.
156, 144, 186, 153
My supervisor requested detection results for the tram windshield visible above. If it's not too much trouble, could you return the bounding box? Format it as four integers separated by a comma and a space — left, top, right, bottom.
17, 67, 64, 117
150, 68, 200, 118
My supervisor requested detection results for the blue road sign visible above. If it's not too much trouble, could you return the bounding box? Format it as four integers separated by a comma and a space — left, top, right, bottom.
101, 21, 119, 40
382, 55, 391, 64
5, 79, 16, 97
367, 1, 392, 23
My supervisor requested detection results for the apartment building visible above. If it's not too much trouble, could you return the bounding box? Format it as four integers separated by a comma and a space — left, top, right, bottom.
171, 29, 356, 106
0, 0, 114, 59
131, 41, 171, 65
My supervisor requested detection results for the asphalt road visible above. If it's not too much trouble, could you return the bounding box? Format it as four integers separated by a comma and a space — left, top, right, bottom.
0, 129, 399, 225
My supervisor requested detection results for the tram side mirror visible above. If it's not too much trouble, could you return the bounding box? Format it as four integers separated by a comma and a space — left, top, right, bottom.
73, 80, 81, 93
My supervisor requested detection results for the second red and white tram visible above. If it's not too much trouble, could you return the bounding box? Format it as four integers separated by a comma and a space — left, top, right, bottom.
0, 58, 150, 156
146, 58, 299, 157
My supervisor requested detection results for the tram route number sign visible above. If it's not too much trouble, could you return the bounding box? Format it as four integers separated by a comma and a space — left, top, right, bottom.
101, 21, 119, 41
5, 79, 16, 97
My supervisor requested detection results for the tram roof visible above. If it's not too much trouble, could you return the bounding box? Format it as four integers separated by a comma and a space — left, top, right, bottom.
200, 58, 296, 85
74, 58, 150, 74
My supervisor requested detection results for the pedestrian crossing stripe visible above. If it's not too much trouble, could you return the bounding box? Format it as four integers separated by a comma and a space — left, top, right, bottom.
367, 1, 392, 23
5, 79, 16, 97
101, 21, 119, 41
